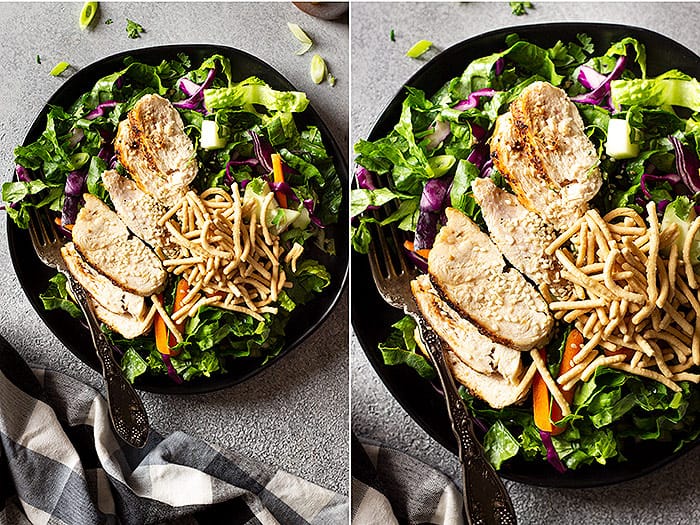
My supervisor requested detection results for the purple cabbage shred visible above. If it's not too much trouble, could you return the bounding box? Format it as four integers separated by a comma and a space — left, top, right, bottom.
302, 198, 324, 228
61, 170, 86, 226
86, 100, 118, 120
571, 55, 627, 110
467, 143, 490, 170
670, 136, 700, 194
161, 354, 184, 385
414, 177, 452, 250
269, 181, 300, 204
355, 165, 378, 190
454, 88, 497, 111
539, 430, 567, 474
494, 58, 505, 76
248, 131, 274, 173
640, 172, 683, 200
15, 165, 32, 182
174, 68, 216, 112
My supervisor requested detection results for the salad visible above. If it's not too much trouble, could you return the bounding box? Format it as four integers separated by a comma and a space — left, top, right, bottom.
352, 33, 700, 472
5, 52, 341, 384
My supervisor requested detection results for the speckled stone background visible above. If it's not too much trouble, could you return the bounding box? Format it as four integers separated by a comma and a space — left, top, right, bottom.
0, 2, 348, 496
351, 2, 700, 524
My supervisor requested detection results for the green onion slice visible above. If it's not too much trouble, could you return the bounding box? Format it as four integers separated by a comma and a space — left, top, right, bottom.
287, 22, 313, 55
310, 54, 327, 84
406, 39, 432, 58
50, 61, 70, 77
79, 1, 98, 30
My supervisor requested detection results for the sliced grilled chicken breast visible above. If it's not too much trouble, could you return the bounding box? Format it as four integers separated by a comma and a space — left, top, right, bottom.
471, 178, 573, 299
92, 302, 154, 339
115, 94, 197, 207
61, 242, 146, 318
101, 170, 179, 259
411, 275, 523, 382
428, 207, 553, 351
72, 194, 167, 296
490, 81, 601, 231
444, 351, 528, 409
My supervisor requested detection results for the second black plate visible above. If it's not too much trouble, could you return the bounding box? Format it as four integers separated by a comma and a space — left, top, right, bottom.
352, 23, 700, 487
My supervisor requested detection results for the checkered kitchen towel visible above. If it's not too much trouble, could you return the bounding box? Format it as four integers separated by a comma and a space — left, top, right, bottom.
0, 335, 347, 525
351, 435, 464, 525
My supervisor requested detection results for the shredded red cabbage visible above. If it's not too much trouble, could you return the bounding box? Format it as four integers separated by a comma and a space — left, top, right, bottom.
640, 172, 683, 200
426, 120, 451, 150
86, 100, 118, 120
269, 181, 300, 204
355, 165, 377, 190
670, 136, 700, 194
454, 88, 497, 111
414, 177, 451, 250
577, 66, 607, 90
471, 123, 487, 142
61, 170, 86, 226
494, 57, 505, 76
571, 55, 627, 110
480, 158, 494, 178
467, 143, 490, 170
539, 430, 567, 474
174, 68, 216, 112
225, 158, 259, 185
161, 354, 183, 384
248, 131, 274, 173
15, 165, 32, 182
303, 198, 325, 228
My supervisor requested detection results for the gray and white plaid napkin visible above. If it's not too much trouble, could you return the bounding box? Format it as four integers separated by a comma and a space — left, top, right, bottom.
351, 435, 464, 525
0, 335, 347, 525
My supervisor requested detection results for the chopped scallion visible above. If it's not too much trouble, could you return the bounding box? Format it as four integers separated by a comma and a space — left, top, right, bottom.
50, 61, 70, 77
79, 2, 98, 30
310, 54, 327, 84
287, 22, 313, 55
406, 39, 432, 59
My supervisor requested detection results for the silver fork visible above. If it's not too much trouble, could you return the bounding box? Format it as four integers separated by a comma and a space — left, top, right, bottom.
28, 207, 150, 448
367, 221, 517, 525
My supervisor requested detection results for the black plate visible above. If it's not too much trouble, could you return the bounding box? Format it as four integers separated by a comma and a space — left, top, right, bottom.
7, 44, 348, 394
352, 23, 700, 487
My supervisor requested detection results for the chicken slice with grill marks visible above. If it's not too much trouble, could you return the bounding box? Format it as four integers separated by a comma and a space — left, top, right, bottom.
471, 177, 573, 299
490, 81, 602, 231
72, 194, 167, 296
428, 207, 553, 351
101, 170, 179, 259
411, 274, 523, 383
114, 94, 197, 207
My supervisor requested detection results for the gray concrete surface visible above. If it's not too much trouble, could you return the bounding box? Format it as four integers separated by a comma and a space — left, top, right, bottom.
351, 2, 700, 523
0, 2, 348, 496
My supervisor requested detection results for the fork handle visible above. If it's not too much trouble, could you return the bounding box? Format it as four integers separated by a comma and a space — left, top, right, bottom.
415, 315, 517, 525
66, 274, 150, 448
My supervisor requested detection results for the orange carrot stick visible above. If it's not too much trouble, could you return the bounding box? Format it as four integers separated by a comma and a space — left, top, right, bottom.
533, 329, 583, 435
155, 278, 190, 356
403, 240, 431, 259
271, 153, 287, 208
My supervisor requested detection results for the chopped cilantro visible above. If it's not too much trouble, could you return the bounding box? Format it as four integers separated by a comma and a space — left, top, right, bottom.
390, 29, 395, 42
36, 54, 41, 64
126, 18, 145, 39
104, 18, 113, 25
509, 1, 533, 15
